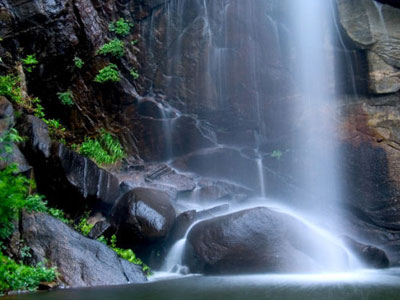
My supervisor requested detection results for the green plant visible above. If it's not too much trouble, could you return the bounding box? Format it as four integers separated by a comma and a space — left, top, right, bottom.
97, 235, 151, 275
48, 208, 70, 224
21, 54, 38, 72
75, 215, 93, 236
0, 252, 56, 296
94, 64, 120, 83
19, 246, 31, 259
271, 150, 283, 160
43, 119, 66, 138
78, 129, 125, 165
130, 68, 139, 80
97, 235, 108, 245
109, 18, 133, 37
57, 90, 74, 106
0, 75, 21, 103
73, 56, 84, 69
0, 128, 24, 155
24, 194, 48, 213
97, 39, 125, 58
0, 164, 31, 239
130, 40, 138, 46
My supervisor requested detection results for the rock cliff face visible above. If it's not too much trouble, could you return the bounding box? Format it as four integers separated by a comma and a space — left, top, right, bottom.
335, 0, 400, 264
1, 0, 400, 271
135, 0, 400, 265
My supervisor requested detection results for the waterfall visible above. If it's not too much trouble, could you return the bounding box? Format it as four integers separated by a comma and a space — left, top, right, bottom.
142, 0, 359, 274
290, 0, 348, 268
292, 0, 340, 212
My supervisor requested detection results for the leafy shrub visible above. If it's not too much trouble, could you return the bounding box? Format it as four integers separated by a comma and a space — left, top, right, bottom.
19, 246, 31, 259
73, 57, 84, 69
109, 18, 133, 36
57, 90, 74, 106
0, 133, 68, 239
97, 39, 125, 58
79, 130, 125, 165
75, 215, 93, 236
0, 252, 56, 296
48, 208, 70, 224
94, 64, 121, 83
43, 119, 67, 139
21, 55, 38, 72
0, 128, 24, 155
24, 194, 48, 213
130, 68, 139, 80
0, 75, 21, 103
0, 164, 31, 239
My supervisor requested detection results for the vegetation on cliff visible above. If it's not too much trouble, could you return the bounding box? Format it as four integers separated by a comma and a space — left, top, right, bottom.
0, 152, 58, 294
0, 3, 147, 291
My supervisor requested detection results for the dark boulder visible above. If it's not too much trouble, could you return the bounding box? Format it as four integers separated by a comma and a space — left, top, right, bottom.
19, 115, 120, 216
167, 210, 197, 246
111, 187, 176, 250
184, 207, 349, 274
166, 205, 230, 250
21, 212, 147, 287
342, 236, 390, 269
21, 115, 52, 159
88, 220, 111, 240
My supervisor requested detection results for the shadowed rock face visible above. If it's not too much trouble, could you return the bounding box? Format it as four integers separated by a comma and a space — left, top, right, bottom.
138, 0, 297, 145
21, 212, 147, 287
19, 116, 121, 216
184, 207, 349, 274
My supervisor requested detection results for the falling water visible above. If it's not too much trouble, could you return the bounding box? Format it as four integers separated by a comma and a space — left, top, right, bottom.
144, 0, 355, 274
161, 220, 203, 273
292, 0, 340, 216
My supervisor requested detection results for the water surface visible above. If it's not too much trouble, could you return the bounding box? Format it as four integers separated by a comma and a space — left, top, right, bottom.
6, 269, 400, 300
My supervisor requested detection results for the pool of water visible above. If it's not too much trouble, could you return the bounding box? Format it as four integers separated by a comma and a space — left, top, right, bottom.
5, 269, 400, 300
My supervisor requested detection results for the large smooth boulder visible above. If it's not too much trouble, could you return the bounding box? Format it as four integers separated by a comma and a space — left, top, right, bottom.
111, 187, 176, 250
184, 207, 349, 274
21, 212, 147, 287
